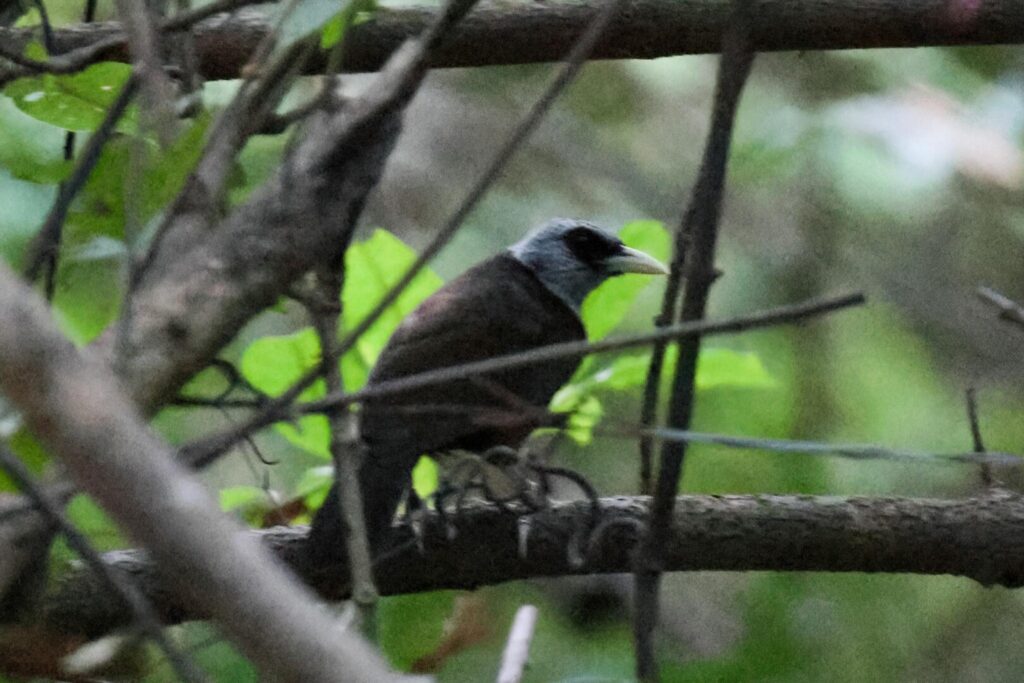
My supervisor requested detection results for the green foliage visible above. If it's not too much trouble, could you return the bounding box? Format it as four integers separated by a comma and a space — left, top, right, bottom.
0, 95, 71, 184
240, 229, 445, 498
240, 327, 331, 458
6, 61, 136, 132
320, 0, 378, 50
379, 591, 458, 670
555, 220, 777, 444
341, 229, 445, 390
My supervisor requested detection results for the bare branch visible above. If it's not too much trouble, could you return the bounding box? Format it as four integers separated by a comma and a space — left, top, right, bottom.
634, 2, 754, 676
0, 262, 397, 681
496, 605, 538, 683
965, 386, 995, 487
104, 0, 481, 416
2, 0, 1021, 81
114, 0, 177, 146
305, 271, 379, 627
0, 445, 207, 683
197, 0, 626, 473
978, 286, 1024, 332
39, 492, 1024, 635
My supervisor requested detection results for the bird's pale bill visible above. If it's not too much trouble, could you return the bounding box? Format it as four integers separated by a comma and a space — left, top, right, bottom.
605, 246, 669, 275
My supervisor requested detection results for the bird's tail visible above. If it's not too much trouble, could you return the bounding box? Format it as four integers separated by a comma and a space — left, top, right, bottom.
305, 456, 411, 569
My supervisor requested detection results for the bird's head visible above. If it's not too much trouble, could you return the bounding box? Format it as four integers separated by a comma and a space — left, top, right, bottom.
509, 219, 668, 313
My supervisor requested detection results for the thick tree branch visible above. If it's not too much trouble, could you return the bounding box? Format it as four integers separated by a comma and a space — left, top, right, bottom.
0, 0, 1019, 83
0, 263, 398, 681
39, 491, 1024, 636
104, 0, 479, 414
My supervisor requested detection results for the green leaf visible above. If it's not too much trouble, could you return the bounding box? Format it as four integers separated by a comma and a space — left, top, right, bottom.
563, 394, 604, 445
52, 257, 123, 343
0, 428, 48, 491
296, 465, 334, 498
696, 347, 778, 390
551, 347, 775, 443
341, 229, 443, 390
65, 111, 211, 245
581, 220, 670, 340
320, 0, 377, 50
411, 456, 438, 499
0, 95, 71, 183
219, 485, 267, 513
239, 230, 442, 457
5, 62, 135, 132
239, 327, 330, 458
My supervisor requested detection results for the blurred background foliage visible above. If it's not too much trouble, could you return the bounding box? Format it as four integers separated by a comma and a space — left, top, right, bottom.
2, 0, 1024, 681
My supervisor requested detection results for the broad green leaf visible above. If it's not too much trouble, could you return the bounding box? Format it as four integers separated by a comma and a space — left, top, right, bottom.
0, 428, 48, 491
0, 95, 71, 183
219, 485, 267, 513
581, 220, 670, 340
0, 169, 56, 265
296, 465, 334, 498
239, 328, 330, 458
563, 394, 604, 445
52, 257, 123, 343
240, 230, 443, 458
411, 456, 438, 499
552, 347, 775, 442
696, 347, 778, 390
321, 0, 377, 50
5, 62, 135, 132
341, 229, 444, 390
65, 111, 211, 245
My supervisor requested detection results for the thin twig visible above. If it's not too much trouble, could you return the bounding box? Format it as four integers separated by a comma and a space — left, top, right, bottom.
608, 426, 1022, 467
0, 444, 209, 683
22, 74, 139, 295
633, 2, 755, 678
965, 386, 994, 487
114, 0, 177, 147
162, 0, 264, 32
180, 292, 864, 468
31, 0, 55, 53
977, 286, 1024, 331
496, 605, 539, 683
305, 271, 379, 631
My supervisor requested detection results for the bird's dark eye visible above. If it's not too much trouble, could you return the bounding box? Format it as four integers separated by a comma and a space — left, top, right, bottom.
564, 227, 619, 265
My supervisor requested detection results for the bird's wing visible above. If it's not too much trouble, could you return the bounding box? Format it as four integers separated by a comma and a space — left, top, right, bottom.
369, 254, 581, 382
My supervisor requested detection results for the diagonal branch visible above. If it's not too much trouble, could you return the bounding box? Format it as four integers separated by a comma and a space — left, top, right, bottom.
0, 262, 397, 681
0, 445, 206, 683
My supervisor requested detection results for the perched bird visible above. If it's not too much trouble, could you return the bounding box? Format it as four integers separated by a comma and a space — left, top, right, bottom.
308, 219, 667, 565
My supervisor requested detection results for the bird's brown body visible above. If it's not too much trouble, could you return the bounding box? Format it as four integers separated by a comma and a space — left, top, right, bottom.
307, 220, 666, 569
311, 254, 584, 558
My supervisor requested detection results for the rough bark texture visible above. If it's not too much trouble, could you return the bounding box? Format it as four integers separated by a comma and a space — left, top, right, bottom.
41, 491, 1024, 636
1, 0, 1020, 82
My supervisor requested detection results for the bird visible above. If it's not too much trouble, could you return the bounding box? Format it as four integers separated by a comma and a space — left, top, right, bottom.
307, 218, 667, 568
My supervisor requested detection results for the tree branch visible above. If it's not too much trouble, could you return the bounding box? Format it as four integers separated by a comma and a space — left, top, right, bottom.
39, 491, 1024, 636
0, 262, 398, 682
0, 0, 1019, 82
